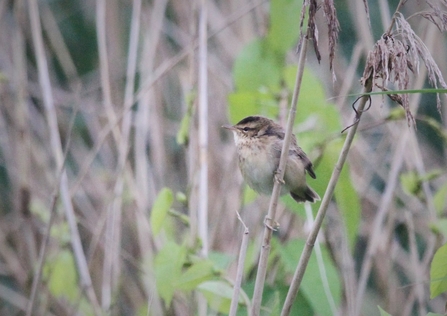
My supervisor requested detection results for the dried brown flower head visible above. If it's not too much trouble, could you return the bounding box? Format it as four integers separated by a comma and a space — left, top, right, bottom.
298, 0, 340, 81
361, 12, 447, 124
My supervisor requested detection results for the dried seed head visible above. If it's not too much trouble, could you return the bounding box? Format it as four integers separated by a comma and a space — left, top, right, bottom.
419, 0, 447, 32
323, 0, 340, 80
395, 13, 447, 112
298, 0, 340, 81
361, 11, 447, 124
361, 33, 413, 123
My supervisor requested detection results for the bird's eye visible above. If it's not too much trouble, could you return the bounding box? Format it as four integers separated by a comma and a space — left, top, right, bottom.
243, 127, 249, 132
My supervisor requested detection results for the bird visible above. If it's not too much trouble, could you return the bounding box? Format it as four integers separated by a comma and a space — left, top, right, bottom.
223, 115, 320, 203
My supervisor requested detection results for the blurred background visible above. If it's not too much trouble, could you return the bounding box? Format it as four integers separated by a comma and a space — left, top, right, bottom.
0, 0, 446, 315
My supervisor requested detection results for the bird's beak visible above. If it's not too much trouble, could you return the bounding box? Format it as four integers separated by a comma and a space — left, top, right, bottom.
222, 124, 236, 131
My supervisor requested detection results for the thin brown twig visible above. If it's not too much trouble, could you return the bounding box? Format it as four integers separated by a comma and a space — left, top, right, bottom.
229, 211, 250, 316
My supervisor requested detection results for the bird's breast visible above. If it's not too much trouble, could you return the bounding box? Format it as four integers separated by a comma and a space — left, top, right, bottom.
235, 137, 278, 194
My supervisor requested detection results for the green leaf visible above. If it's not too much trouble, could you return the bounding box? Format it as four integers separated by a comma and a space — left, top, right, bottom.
154, 241, 187, 306
233, 39, 282, 92
434, 182, 447, 215
198, 280, 238, 314
279, 239, 341, 316
430, 218, 447, 238
430, 242, 447, 299
175, 260, 215, 291
44, 250, 78, 302
401, 170, 442, 199
378, 305, 392, 316
330, 140, 361, 249
242, 185, 258, 206
267, 0, 302, 53
176, 112, 191, 145
209, 251, 234, 270
400, 171, 421, 196
228, 90, 279, 125
150, 188, 174, 236
283, 66, 342, 150
386, 107, 406, 121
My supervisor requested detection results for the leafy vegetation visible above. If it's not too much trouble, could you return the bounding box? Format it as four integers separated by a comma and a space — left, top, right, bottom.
0, 0, 446, 315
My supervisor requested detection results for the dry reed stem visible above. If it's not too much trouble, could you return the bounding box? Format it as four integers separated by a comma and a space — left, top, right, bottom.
25, 0, 101, 314
197, 1, 209, 315
229, 212, 250, 316
96, 0, 121, 310
250, 25, 311, 316
354, 21, 441, 314
281, 76, 373, 316
198, 0, 209, 260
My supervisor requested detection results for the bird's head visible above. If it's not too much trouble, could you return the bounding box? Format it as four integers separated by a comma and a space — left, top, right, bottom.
223, 116, 277, 139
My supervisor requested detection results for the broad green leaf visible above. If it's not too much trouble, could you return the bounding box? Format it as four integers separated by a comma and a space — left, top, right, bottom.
154, 241, 187, 306
264, 289, 281, 316
150, 188, 174, 236
242, 185, 258, 206
434, 182, 447, 215
50, 222, 71, 246
308, 139, 360, 250
279, 239, 341, 316
44, 250, 78, 302
233, 39, 282, 92
330, 140, 361, 249
175, 260, 215, 291
378, 305, 392, 316
430, 242, 447, 299
228, 90, 278, 125
283, 66, 341, 144
401, 171, 421, 197
267, 0, 302, 53
209, 251, 234, 271
386, 107, 406, 121
244, 240, 261, 277
198, 280, 237, 314
430, 218, 447, 238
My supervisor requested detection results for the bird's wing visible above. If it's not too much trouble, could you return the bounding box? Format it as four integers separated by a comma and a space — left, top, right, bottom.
292, 146, 316, 179
291, 135, 316, 179
272, 134, 317, 179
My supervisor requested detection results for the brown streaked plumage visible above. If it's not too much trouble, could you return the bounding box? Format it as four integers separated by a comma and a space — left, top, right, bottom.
223, 116, 320, 203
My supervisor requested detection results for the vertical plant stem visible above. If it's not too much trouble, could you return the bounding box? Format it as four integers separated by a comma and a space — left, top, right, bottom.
304, 204, 337, 314
104, 0, 142, 311
134, 1, 167, 315
26, 0, 101, 314
229, 212, 250, 316
96, 0, 119, 310
198, 0, 209, 259
250, 29, 310, 316
198, 0, 209, 314
26, 193, 58, 316
281, 77, 373, 316
354, 23, 437, 312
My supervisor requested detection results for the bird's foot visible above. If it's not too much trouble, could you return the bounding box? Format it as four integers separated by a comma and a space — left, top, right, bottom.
274, 170, 285, 185
264, 216, 280, 231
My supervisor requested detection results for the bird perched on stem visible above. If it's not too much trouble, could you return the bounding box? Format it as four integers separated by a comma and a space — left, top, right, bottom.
223, 116, 320, 203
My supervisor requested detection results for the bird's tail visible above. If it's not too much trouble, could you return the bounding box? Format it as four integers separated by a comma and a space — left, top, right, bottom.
290, 186, 320, 203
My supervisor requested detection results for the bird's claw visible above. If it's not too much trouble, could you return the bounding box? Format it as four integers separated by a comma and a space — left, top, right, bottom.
264, 216, 280, 231
274, 170, 285, 185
